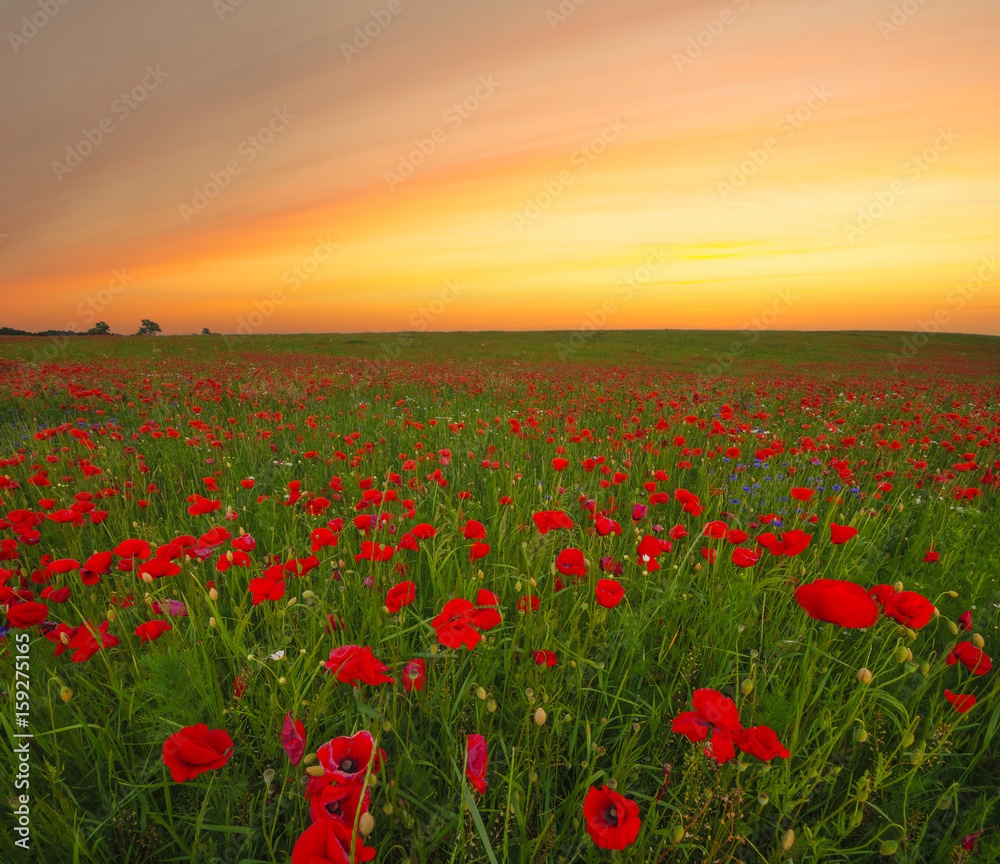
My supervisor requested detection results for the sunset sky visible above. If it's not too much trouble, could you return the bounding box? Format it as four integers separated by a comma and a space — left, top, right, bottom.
1, 0, 998, 335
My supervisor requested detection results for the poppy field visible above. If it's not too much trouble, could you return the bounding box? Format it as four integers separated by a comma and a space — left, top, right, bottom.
1, 332, 1000, 863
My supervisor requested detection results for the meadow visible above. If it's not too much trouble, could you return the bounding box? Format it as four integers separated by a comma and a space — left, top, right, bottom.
1, 330, 999, 864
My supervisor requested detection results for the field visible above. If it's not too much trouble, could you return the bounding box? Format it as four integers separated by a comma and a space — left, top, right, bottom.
1, 330, 999, 864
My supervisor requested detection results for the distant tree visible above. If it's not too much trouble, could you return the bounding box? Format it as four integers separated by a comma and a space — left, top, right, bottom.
202, 327, 212, 336
87, 321, 111, 335
137, 319, 162, 336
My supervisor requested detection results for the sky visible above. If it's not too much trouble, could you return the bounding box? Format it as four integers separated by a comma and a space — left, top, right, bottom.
1, 0, 998, 336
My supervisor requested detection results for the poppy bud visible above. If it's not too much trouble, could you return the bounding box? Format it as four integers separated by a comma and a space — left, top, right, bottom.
226, 551, 233, 563
107, 607, 117, 622
141, 572, 154, 584
857, 668, 872, 684
901, 731, 914, 747
947, 590, 958, 597
894, 645, 909, 663
973, 633, 985, 648
854, 727, 868, 743
59, 686, 73, 702
947, 620, 959, 635
880, 840, 898, 856
303, 753, 317, 765
534, 707, 547, 725
781, 829, 795, 850
741, 679, 753, 695
209, 587, 219, 601
893, 581, 903, 593
286, 597, 297, 607
672, 824, 685, 843
920, 661, 930, 676
487, 699, 497, 712
476, 687, 487, 700
209, 617, 217, 628
305, 765, 325, 777
263, 769, 275, 787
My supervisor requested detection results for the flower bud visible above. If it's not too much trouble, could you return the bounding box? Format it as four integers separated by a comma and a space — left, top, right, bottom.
894, 645, 909, 663
854, 727, 868, 743
781, 828, 795, 850
973, 633, 985, 649
209, 617, 217, 628
107, 607, 117, 622
672, 824, 684, 843
880, 840, 898, 856
901, 732, 914, 748
358, 813, 375, 836
305, 765, 325, 777
741, 679, 753, 695
947, 620, 959, 635
534, 707, 547, 726
857, 668, 872, 684
209, 587, 219, 601
59, 686, 73, 702
263, 769, 275, 787
947, 590, 958, 598
476, 686, 487, 700
757, 792, 769, 805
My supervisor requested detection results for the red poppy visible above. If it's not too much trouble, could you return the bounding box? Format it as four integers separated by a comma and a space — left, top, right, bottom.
317, 729, 385, 783
923, 548, 939, 563
770, 529, 812, 556
947, 642, 992, 675
533, 650, 558, 667
162, 724, 233, 783
463, 519, 486, 540
324, 645, 395, 686
958, 610, 972, 632
5, 600, 48, 628
402, 658, 425, 692
532, 510, 574, 533
468, 541, 490, 562
518, 595, 540, 613
291, 816, 375, 864
410, 523, 438, 539
355, 541, 395, 563
731, 547, 759, 567
114, 538, 151, 559
248, 576, 285, 606
790, 487, 814, 501
465, 734, 487, 794
672, 688, 741, 763
281, 712, 306, 765
868, 585, 935, 629
830, 523, 858, 544
595, 579, 624, 608
794, 579, 880, 628
186, 494, 221, 516
432, 598, 501, 650
135, 620, 172, 643
582, 785, 641, 850
733, 725, 789, 761
944, 689, 977, 713
46, 558, 79, 574
476, 588, 500, 606
555, 547, 586, 577
551, 457, 569, 471
386, 580, 416, 613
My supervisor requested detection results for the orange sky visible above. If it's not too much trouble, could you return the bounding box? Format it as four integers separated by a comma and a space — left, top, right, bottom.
1, 0, 998, 335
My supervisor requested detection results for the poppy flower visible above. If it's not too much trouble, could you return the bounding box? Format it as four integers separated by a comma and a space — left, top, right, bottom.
600, 556, 623, 576
465, 734, 487, 794
947, 642, 992, 675
402, 658, 425, 692
923, 549, 939, 563
868, 585, 935, 629
770, 529, 812, 556
518, 595, 540, 613
46, 558, 79, 574
551, 457, 569, 471
958, 610, 972, 632
186, 494, 222, 516
830, 523, 858, 544
113, 538, 151, 559
669, 524, 688, 540
432, 598, 502, 650
324, 645, 395, 686
582, 785, 641, 850
533, 650, 557, 667
631, 504, 648, 522
63, 619, 118, 662
476, 588, 500, 606
281, 712, 306, 765
555, 547, 586, 577
386, 580, 416, 613
672, 688, 743, 762
595, 579, 624, 608
410, 523, 438, 539
463, 519, 486, 540
594, 515, 621, 536
317, 729, 385, 783
355, 541, 395, 563
790, 487, 815, 501
135, 620, 172, 643
733, 726, 789, 761
247, 576, 285, 606
794, 579, 880, 629
5, 600, 48, 628
468, 541, 490, 562
162, 724, 233, 783
291, 816, 375, 864
944, 689, 976, 713
305, 772, 370, 826
731, 547, 759, 568
532, 510, 574, 534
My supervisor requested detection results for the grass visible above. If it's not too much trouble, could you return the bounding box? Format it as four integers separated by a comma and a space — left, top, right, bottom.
0, 331, 998, 863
